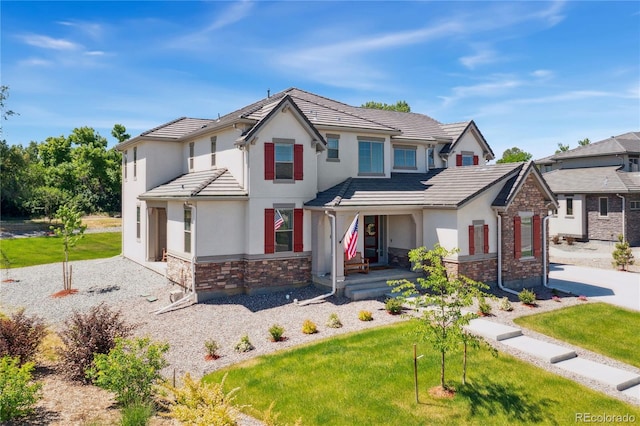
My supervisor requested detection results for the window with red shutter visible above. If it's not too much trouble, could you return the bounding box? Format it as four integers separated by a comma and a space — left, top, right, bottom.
264, 143, 275, 180
468, 225, 475, 255
514, 216, 522, 259
456, 154, 462, 166
264, 209, 275, 254
294, 144, 303, 180
533, 215, 541, 257
294, 209, 304, 252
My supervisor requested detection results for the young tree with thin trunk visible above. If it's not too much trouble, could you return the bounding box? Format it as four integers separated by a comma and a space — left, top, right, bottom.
51, 205, 86, 291
388, 244, 490, 392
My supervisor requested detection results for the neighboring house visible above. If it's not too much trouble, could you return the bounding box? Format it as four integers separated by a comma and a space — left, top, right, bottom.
116, 88, 556, 301
538, 132, 640, 246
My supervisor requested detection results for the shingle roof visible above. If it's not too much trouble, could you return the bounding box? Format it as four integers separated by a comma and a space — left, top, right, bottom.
305, 163, 525, 208
121, 87, 480, 148
139, 169, 247, 199
537, 132, 640, 162
542, 166, 634, 193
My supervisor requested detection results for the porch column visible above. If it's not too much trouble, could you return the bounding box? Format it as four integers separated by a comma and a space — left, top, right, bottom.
335, 212, 347, 282
411, 211, 423, 248
310, 211, 326, 276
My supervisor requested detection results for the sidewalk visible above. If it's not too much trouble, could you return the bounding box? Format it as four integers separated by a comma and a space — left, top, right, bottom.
466, 317, 640, 405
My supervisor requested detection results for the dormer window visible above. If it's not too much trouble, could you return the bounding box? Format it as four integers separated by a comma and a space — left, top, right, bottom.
456, 151, 479, 167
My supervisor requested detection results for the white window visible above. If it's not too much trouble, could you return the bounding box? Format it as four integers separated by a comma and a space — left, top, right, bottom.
599, 197, 608, 217
427, 147, 435, 169
210, 136, 216, 167
133, 147, 137, 178
275, 143, 294, 180
326, 134, 339, 160
393, 146, 416, 169
358, 138, 384, 175
566, 197, 574, 216
630, 200, 640, 210
275, 209, 293, 252
136, 205, 141, 240
123, 150, 128, 180
629, 156, 639, 172
189, 142, 195, 171
462, 153, 474, 166
520, 216, 533, 258
184, 208, 192, 253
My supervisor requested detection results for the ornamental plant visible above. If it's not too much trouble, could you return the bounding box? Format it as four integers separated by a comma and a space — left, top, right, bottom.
268, 324, 285, 342
87, 337, 169, 406
0, 356, 42, 421
204, 339, 220, 360
358, 310, 373, 321
234, 334, 254, 353
477, 295, 492, 316
0, 309, 47, 365
498, 297, 514, 312
384, 298, 403, 315
325, 313, 343, 328
50, 204, 87, 292
518, 288, 537, 306
301, 319, 318, 334
612, 234, 635, 271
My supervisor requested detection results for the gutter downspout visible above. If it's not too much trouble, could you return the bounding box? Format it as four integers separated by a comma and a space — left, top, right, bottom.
495, 211, 520, 296
155, 201, 197, 315
298, 211, 336, 306
616, 194, 626, 241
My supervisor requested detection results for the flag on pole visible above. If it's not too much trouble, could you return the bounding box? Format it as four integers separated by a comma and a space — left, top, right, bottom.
343, 214, 359, 260
274, 209, 284, 230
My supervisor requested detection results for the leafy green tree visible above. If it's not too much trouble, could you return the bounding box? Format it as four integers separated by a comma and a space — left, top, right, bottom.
496, 147, 532, 163
0, 356, 42, 421
0, 85, 18, 123
578, 138, 591, 146
51, 205, 87, 291
612, 235, 635, 271
361, 100, 411, 112
111, 123, 130, 143
388, 244, 490, 391
555, 143, 570, 153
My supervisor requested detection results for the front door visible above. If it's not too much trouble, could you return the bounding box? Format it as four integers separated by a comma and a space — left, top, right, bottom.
364, 215, 378, 264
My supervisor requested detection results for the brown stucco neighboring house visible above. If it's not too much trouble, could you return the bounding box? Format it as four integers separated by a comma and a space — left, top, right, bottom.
538, 132, 640, 246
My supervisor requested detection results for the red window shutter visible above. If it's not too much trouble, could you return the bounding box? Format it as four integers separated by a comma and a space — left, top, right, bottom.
264, 209, 275, 254
468, 225, 475, 255
483, 224, 489, 254
533, 215, 542, 257
294, 144, 303, 180
264, 143, 275, 180
514, 216, 522, 259
473, 155, 479, 165
456, 154, 462, 166
293, 208, 304, 252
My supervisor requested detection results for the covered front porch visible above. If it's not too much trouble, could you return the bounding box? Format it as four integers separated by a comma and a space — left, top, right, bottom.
312, 266, 423, 300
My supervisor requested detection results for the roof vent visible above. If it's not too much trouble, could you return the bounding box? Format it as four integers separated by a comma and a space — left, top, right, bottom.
267, 89, 271, 98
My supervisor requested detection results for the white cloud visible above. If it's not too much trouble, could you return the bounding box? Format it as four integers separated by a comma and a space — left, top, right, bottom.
57, 20, 105, 39
205, 0, 253, 31
459, 48, 500, 69
21, 34, 81, 50
18, 58, 53, 67
440, 79, 523, 106
84, 51, 106, 56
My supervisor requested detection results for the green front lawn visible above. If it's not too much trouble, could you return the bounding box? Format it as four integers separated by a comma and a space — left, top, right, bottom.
0, 232, 121, 268
514, 302, 640, 368
205, 322, 640, 425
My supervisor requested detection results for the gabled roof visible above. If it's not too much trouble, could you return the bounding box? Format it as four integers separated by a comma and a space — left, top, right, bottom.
438, 121, 495, 160
139, 168, 247, 200
305, 163, 531, 209
492, 161, 557, 209
542, 166, 639, 194
535, 132, 640, 162
117, 87, 494, 150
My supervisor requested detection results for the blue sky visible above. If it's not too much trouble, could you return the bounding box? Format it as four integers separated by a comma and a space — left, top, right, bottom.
2, 1, 639, 160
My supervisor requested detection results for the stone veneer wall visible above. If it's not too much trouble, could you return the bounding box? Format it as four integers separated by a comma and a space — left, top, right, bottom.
451, 257, 498, 286
628, 194, 640, 246
166, 254, 311, 300
500, 174, 550, 291
388, 247, 411, 269
586, 194, 624, 242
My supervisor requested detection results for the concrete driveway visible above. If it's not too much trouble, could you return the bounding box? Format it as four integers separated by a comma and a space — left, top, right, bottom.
549, 264, 640, 311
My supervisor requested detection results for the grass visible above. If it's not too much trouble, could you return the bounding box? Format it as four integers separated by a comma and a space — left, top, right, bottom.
514, 302, 640, 368
205, 322, 640, 425
1, 232, 121, 268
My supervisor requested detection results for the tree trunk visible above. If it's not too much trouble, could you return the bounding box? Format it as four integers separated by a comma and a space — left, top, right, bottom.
462, 341, 467, 385
440, 350, 445, 389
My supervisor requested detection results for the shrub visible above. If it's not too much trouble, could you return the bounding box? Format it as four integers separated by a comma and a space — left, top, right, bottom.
384, 298, 403, 315
477, 295, 492, 316
358, 310, 373, 321
325, 313, 343, 328
204, 339, 220, 360
159, 373, 240, 425
301, 319, 318, 334
518, 288, 537, 306
551, 235, 561, 244
0, 356, 42, 421
566, 236, 575, 245
58, 303, 135, 382
234, 335, 254, 353
612, 234, 635, 271
268, 324, 285, 342
120, 401, 154, 426
0, 309, 47, 365
498, 297, 513, 311
87, 337, 169, 406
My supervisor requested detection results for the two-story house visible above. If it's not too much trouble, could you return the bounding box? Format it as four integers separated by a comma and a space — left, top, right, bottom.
117, 88, 556, 301
538, 132, 640, 246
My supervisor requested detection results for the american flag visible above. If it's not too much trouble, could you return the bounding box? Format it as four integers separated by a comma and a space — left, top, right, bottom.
343, 214, 359, 260
274, 209, 285, 230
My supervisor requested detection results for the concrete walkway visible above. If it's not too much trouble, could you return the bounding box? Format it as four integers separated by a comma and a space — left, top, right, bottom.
466, 317, 640, 404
